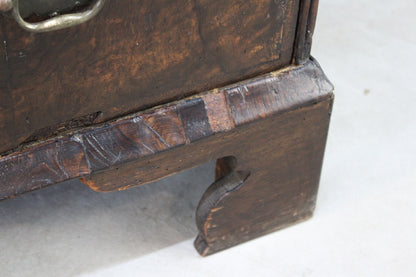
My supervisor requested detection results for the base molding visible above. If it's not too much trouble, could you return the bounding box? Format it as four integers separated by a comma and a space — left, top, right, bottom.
0, 59, 333, 256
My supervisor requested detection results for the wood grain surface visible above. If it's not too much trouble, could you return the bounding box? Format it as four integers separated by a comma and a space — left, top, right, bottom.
293, 0, 320, 64
0, 59, 333, 200
0, 0, 327, 256
0, 0, 302, 154
80, 58, 334, 255
193, 95, 333, 255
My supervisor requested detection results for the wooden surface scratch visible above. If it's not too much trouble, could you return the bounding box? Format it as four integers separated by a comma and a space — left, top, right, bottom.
0, 59, 333, 199
0, 0, 301, 154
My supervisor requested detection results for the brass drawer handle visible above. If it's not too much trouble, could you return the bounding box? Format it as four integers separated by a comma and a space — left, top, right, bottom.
1, 0, 105, 33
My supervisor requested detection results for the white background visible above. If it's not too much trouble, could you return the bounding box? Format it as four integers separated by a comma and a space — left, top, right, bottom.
1, 0, 415, 276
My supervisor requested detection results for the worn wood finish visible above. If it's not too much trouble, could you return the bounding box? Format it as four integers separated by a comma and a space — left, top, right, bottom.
0, 0, 330, 256
194, 99, 332, 255
0, 60, 333, 256
0, 0, 303, 154
81, 59, 334, 255
293, 0, 319, 64
0, 59, 332, 196
0, 59, 331, 199
87, 95, 333, 256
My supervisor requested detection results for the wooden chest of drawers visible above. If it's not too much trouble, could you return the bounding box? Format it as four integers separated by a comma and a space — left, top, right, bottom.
0, 0, 333, 255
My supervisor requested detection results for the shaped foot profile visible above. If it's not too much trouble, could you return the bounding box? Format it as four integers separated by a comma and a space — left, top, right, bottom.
195, 158, 251, 256
0, 61, 333, 258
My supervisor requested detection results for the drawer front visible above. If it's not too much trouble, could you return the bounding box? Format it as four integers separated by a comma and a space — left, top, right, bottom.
0, 0, 301, 154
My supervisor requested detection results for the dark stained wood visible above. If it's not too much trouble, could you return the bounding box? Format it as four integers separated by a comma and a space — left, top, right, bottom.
81, 59, 334, 256
0, 59, 332, 198
81, 60, 334, 255
83, 94, 333, 256
0, 0, 302, 154
293, 0, 319, 64
0, 139, 90, 198
194, 98, 333, 255
0, 58, 333, 255
0, 0, 330, 256
177, 98, 212, 143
